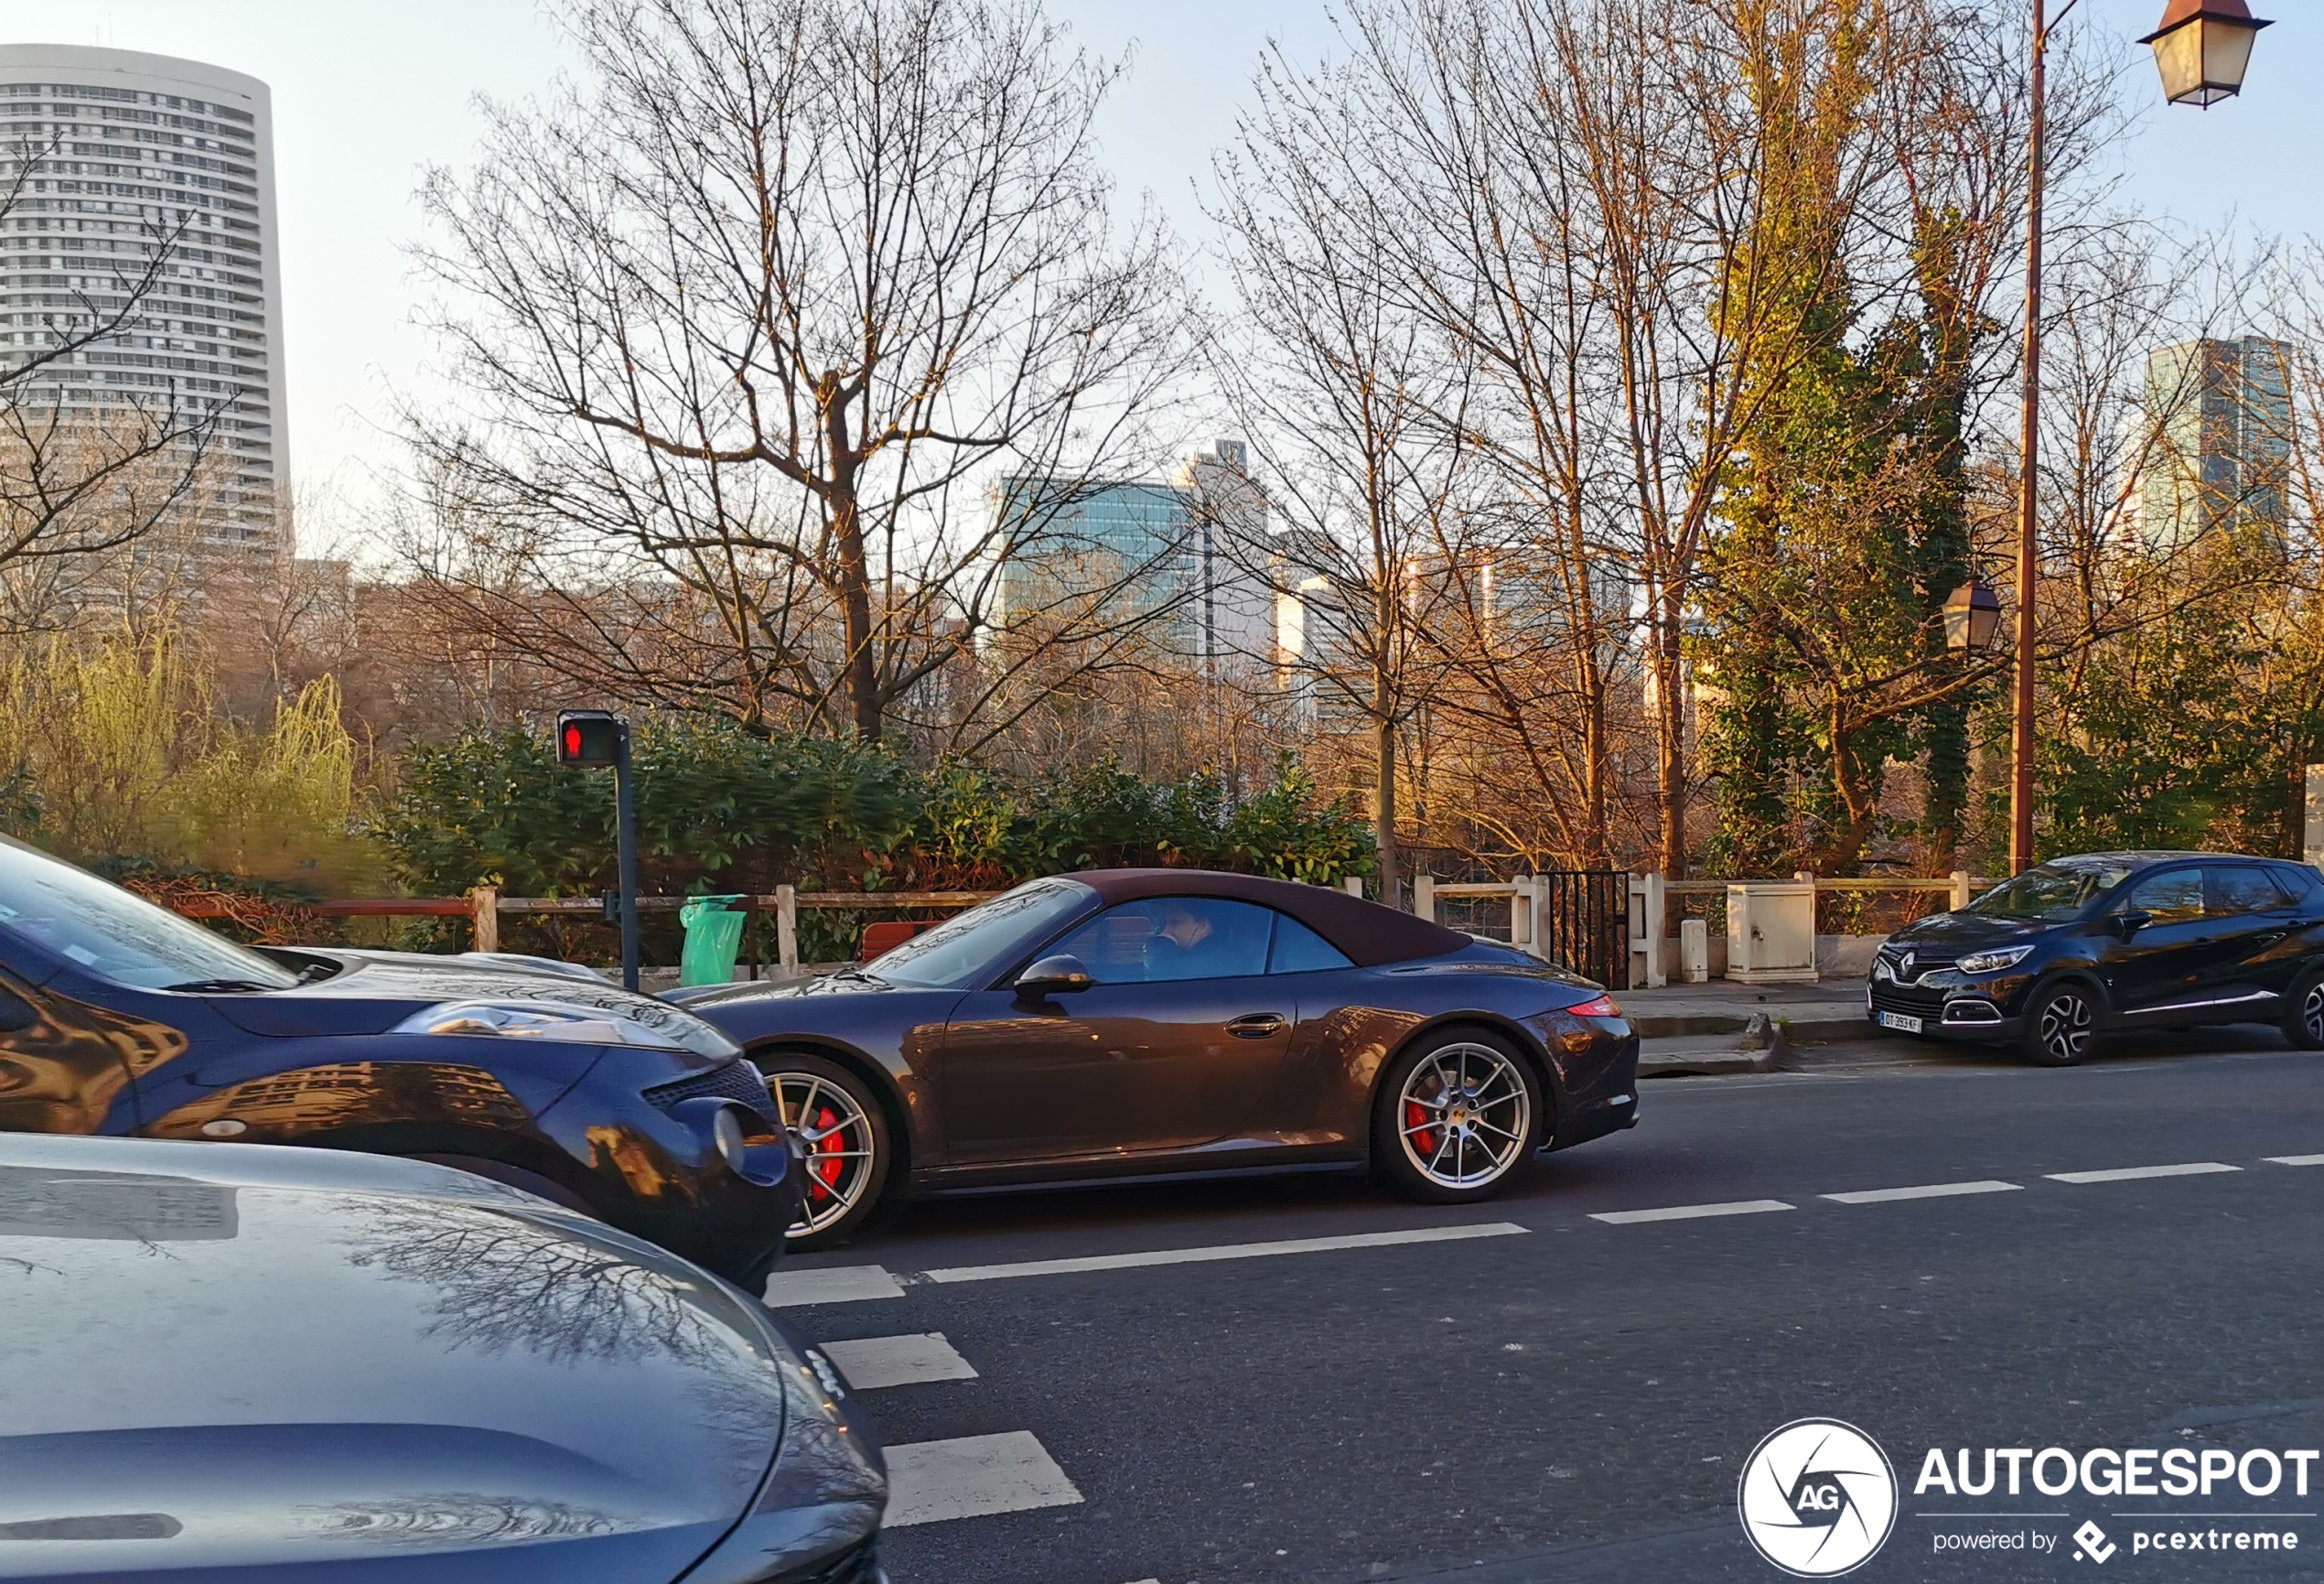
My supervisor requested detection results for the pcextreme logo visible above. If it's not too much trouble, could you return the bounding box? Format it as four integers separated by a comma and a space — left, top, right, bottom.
1738, 1418, 1900, 1578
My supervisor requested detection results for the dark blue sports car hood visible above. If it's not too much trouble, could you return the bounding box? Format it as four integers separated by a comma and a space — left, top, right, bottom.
205, 948, 734, 1054
0, 1135, 858, 1581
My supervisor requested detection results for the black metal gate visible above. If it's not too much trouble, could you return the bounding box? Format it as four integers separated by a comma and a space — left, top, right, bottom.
1533, 869, 1628, 988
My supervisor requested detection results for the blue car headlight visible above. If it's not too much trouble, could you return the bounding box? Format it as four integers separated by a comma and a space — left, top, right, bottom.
1955, 945, 2035, 975
392, 998, 739, 1059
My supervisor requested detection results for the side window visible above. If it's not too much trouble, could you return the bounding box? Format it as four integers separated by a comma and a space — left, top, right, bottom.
0, 982, 34, 1034
2209, 867, 2292, 917
2126, 867, 2205, 925
1268, 913, 1353, 975
1047, 899, 1275, 985
2272, 865, 2323, 903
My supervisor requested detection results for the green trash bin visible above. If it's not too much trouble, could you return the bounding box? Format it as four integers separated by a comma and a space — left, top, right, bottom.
678, 894, 748, 986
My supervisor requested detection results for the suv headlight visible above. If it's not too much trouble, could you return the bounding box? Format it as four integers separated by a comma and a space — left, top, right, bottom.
393, 999, 738, 1058
1956, 945, 2034, 975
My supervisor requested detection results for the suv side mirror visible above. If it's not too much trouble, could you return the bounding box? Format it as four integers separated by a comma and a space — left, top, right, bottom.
2114, 909, 2153, 936
1014, 954, 1093, 1000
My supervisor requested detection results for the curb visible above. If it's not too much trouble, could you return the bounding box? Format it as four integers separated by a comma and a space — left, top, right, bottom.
1638, 1013, 1787, 1078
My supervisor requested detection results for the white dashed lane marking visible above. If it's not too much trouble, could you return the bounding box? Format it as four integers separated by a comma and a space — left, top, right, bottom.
1824, 1180, 2023, 1205
883, 1431, 1085, 1527
919, 1221, 1527, 1284
767, 1154, 2319, 1311
2045, 1162, 2242, 1184
1589, 1199, 1793, 1225
819, 1331, 978, 1390
762, 1263, 904, 1308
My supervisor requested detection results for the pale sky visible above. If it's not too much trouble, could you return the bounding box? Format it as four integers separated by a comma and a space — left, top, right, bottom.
2, 0, 2314, 550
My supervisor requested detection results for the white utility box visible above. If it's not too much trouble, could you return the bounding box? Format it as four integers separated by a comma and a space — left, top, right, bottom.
1678, 918, 1710, 984
1726, 881, 1818, 984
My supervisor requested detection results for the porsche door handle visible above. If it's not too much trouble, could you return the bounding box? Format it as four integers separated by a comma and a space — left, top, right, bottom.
1226, 1013, 1287, 1039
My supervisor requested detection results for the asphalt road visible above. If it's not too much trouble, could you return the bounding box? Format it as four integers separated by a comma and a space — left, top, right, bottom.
769, 1027, 2324, 1584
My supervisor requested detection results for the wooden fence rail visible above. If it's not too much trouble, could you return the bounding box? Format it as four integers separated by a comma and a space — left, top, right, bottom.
161, 871, 2009, 988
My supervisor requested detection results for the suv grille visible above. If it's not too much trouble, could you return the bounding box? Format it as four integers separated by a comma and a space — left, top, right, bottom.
642, 1059, 780, 1126
1870, 982, 1948, 1018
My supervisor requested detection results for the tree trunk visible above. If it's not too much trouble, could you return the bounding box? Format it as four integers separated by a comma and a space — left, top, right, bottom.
1655, 583, 1689, 878
824, 393, 882, 743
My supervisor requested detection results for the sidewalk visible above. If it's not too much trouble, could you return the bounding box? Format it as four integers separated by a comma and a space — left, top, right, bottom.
1618, 977, 1869, 1040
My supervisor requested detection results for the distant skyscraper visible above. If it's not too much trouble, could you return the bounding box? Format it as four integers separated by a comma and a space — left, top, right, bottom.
990, 441, 1271, 671
2140, 336, 2291, 549
0, 45, 285, 558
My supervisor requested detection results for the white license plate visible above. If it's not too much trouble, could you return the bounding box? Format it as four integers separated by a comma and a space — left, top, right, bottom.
1877, 1011, 1923, 1034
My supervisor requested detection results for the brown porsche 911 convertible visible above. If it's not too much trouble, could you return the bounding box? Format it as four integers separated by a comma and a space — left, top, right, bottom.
669, 868, 1640, 1247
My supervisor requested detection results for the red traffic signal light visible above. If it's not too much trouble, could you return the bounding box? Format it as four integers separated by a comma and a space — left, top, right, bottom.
554, 711, 624, 768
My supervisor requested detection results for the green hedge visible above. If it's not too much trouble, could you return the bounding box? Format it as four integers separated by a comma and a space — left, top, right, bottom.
377, 720, 1373, 962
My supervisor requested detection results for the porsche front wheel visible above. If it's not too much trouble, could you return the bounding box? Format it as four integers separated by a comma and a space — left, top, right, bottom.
759, 1053, 888, 1249
1371, 1029, 1542, 1204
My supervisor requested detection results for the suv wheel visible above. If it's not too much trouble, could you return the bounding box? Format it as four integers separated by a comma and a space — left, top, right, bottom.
2021, 983, 2097, 1067
2284, 969, 2324, 1052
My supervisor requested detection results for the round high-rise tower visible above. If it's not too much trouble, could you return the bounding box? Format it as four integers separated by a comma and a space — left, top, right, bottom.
0, 44, 285, 558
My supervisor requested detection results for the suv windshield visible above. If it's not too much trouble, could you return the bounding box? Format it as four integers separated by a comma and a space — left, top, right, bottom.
865, 878, 1097, 989
1965, 861, 2135, 922
0, 837, 299, 992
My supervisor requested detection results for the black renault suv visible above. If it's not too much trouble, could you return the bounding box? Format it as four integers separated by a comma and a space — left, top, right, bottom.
1869, 851, 2324, 1066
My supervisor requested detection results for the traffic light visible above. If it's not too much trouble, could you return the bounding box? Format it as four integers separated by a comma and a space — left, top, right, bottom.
556, 711, 623, 768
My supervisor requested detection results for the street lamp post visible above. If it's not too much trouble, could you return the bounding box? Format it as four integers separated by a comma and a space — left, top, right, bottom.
2007, 0, 2270, 874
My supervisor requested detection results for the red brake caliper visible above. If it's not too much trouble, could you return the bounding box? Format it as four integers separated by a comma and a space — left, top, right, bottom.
806, 1105, 844, 1199
1404, 1100, 1437, 1158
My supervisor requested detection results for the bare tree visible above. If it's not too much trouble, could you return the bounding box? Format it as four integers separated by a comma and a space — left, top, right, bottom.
1210, 48, 1480, 906
408, 0, 1191, 742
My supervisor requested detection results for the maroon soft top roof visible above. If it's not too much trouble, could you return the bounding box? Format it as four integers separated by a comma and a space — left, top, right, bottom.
1060, 868, 1470, 968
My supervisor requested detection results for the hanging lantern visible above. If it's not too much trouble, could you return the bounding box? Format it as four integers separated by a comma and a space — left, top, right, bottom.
2142, 0, 2272, 108
1943, 576, 2003, 654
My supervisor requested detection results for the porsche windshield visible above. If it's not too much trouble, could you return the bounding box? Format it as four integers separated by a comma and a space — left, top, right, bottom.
866, 878, 1097, 989
1964, 862, 2134, 922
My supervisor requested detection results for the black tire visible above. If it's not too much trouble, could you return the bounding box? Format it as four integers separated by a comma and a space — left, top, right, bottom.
2020, 982, 2099, 1067
1370, 1027, 1544, 1205
2284, 969, 2324, 1052
756, 1051, 891, 1251
407, 1153, 600, 1217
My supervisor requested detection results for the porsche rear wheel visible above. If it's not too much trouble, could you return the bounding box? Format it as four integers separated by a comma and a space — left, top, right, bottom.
760, 1053, 889, 1250
1371, 1029, 1541, 1204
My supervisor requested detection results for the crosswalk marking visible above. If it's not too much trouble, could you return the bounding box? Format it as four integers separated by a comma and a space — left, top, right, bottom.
2264, 1154, 2324, 1167
762, 1263, 903, 1308
884, 1430, 1084, 1526
919, 1221, 1527, 1284
819, 1331, 978, 1390
2045, 1162, 2241, 1184
1824, 1180, 2022, 1205
1589, 1198, 1793, 1225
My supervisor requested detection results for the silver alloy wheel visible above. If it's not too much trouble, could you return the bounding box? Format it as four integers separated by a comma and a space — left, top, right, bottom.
2305, 982, 2324, 1044
1395, 1041, 1533, 1190
771, 1071, 877, 1239
2038, 990, 2093, 1062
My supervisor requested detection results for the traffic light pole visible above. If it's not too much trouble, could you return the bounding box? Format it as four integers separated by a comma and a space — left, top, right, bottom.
614, 723, 640, 992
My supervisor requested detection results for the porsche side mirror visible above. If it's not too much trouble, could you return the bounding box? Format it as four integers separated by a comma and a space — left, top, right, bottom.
2114, 909, 2154, 936
1015, 954, 1093, 1000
